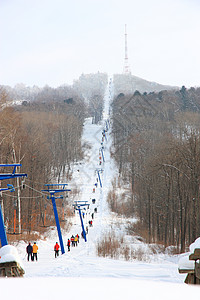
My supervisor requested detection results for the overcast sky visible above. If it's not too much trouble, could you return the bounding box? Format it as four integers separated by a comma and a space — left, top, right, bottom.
1, 0, 200, 88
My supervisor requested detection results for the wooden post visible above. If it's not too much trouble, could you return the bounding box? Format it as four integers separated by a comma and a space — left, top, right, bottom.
14, 209, 16, 234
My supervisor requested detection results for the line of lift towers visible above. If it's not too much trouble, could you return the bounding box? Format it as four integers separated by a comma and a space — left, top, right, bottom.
0, 165, 72, 254
0, 119, 109, 255
0, 166, 104, 254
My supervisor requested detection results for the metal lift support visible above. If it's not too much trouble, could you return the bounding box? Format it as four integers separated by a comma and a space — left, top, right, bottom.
105, 120, 110, 131
42, 184, 71, 255
100, 147, 105, 163
96, 168, 103, 188
73, 201, 89, 242
73, 200, 89, 209
0, 164, 27, 247
103, 129, 107, 142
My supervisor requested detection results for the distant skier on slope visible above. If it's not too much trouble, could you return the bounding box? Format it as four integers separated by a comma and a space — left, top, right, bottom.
54, 242, 60, 258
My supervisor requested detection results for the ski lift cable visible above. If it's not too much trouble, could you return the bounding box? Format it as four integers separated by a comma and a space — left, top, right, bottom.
2, 184, 66, 212
24, 183, 47, 196
25, 178, 50, 186
0, 182, 23, 194
25, 177, 69, 186
2, 192, 44, 199
1, 183, 48, 199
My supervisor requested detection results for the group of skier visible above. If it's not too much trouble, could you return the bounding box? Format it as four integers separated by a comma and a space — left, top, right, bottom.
53, 234, 79, 258
26, 233, 80, 260
26, 242, 38, 261
69, 234, 79, 249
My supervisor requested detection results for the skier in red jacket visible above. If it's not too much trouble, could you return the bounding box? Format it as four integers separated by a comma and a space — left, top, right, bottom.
54, 242, 60, 258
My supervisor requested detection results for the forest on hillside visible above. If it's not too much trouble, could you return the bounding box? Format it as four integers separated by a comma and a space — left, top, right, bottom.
0, 88, 85, 237
0, 72, 107, 240
111, 86, 200, 253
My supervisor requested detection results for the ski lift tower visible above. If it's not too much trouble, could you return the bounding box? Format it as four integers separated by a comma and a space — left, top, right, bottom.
0, 164, 27, 247
123, 24, 131, 74
73, 200, 89, 242
95, 168, 103, 188
99, 147, 105, 163
42, 184, 71, 255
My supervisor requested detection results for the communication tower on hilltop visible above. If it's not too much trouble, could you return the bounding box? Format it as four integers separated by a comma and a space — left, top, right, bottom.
123, 24, 131, 74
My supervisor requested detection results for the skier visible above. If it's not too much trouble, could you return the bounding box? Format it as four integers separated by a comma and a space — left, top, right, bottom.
76, 234, 79, 243
54, 242, 60, 258
71, 235, 75, 247
32, 242, 38, 261
91, 213, 94, 219
26, 242, 33, 262
67, 239, 70, 252
74, 235, 78, 246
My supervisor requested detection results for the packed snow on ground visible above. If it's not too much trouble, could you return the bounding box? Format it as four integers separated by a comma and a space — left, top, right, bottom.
1, 80, 200, 298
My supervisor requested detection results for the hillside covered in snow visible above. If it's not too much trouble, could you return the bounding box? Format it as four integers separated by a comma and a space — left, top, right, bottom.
1, 78, 200, 299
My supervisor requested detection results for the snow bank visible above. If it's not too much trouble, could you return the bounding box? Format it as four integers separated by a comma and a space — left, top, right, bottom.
0, 245, 23, 267
190, 237, 200, 253
178, 237, 200, 270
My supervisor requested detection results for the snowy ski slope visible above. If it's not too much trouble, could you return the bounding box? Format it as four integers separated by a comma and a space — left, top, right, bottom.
1, 79, 200, 299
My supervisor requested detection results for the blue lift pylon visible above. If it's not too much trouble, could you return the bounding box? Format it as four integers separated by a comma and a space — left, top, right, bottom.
73, 201, 89, 242
42, 184, 71, 255
100, 147, 105, 163
0, 164, 27, 247
96, 168, 103, 188
102, 129, 107, 142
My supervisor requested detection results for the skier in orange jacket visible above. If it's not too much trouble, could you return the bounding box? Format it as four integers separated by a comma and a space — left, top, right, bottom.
32, 242, 38, 261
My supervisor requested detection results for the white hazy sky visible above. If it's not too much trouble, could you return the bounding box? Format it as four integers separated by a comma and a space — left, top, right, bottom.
1, 0, 200, 88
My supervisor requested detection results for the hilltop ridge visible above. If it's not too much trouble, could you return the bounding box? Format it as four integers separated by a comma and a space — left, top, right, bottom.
113, 73, 178, 95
